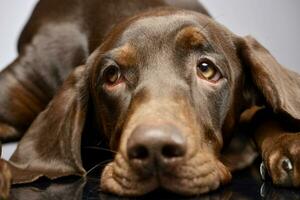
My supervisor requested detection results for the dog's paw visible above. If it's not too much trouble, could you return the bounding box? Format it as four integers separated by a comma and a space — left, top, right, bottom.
260, 133, 300, 187
0, 159, 11, 199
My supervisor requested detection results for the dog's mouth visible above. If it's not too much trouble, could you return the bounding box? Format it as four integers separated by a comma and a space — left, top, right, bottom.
100, 151, 231, 196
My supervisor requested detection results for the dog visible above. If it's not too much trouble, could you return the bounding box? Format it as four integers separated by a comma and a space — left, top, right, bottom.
0, 0, 300, 198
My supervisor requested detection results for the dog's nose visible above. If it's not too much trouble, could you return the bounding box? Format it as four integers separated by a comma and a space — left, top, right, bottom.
127, 124, 187, 166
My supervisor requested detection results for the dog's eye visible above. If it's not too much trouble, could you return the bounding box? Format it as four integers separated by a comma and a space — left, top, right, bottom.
103, 65, 122, 85
197, 60, 221, 82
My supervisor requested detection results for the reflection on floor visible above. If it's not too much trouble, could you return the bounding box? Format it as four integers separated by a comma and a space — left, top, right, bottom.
9, 160, 300, 200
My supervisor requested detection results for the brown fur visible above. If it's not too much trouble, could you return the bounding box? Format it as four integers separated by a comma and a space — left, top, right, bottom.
0, 0, 300, 197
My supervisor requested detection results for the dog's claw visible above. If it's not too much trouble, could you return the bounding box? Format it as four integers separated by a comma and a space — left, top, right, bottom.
282, 158, 293, 172
260, 162, 266, 181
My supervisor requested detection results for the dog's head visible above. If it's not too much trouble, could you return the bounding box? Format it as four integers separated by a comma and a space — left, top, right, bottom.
92, 9, 238, 195
10, 8, 300, 196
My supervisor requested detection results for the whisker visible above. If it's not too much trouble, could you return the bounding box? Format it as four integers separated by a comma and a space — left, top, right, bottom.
83, 146, 117, 154
97, 140, 103, 146
200, 21, 210, 32
85, 159, 113, 176
213, 14, 226, 21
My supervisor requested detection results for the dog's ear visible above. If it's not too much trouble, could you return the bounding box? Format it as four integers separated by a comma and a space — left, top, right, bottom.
8, 65, 89, 184
238, 36, 300, 122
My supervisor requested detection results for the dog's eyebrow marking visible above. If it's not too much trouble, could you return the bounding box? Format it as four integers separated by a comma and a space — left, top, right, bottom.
114, 43, 137, 67
175, 26, 206, 49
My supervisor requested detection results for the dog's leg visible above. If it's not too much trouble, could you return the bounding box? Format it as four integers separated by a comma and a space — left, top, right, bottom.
0, 159, 11, 199
0, 123, 20, 143
0, 52, 60, 142
253, 109, 300, 187
0, 23, 88, 142
0, 55, 46, 142
0, 142, 12, 199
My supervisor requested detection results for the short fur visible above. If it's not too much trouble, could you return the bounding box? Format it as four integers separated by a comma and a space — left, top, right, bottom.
0, 0, 300, 197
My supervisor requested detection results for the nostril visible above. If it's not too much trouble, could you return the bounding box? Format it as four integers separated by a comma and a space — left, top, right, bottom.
128, 145, 149, 160
162, 144, 185, 158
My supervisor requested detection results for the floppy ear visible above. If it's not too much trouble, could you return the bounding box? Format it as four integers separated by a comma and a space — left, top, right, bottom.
238, 36, 300, 122
8, 65, 89, 184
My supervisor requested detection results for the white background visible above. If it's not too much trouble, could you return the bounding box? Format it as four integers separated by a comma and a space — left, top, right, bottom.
1, 0, 299, 159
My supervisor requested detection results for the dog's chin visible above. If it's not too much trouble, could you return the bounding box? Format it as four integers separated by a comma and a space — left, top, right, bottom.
100, 153, 232, 197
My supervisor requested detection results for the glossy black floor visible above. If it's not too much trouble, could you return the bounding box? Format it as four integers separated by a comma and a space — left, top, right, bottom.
9, 159, 300, 200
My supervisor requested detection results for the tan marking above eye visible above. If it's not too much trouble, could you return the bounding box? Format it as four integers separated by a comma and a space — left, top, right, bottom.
115, 43, 137, 67
175, 26, 205, 49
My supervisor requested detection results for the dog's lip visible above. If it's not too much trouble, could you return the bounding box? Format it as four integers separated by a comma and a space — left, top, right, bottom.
112, 157, 184, 190
112, 168, 220, 196
102, 151, 231, 196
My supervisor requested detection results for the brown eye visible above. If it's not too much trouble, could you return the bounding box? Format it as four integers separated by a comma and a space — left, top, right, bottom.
197, 60, 222, 82
103, 65, 122, 85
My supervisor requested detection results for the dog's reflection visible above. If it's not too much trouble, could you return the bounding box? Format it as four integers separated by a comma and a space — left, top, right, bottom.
260, 182, 300, 200
10, 178, 232, 200
9, 168, 300, 200
10, 177, 86, 200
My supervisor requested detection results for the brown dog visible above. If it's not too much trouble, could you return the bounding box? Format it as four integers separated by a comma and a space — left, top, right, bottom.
0, 0, 300, 197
